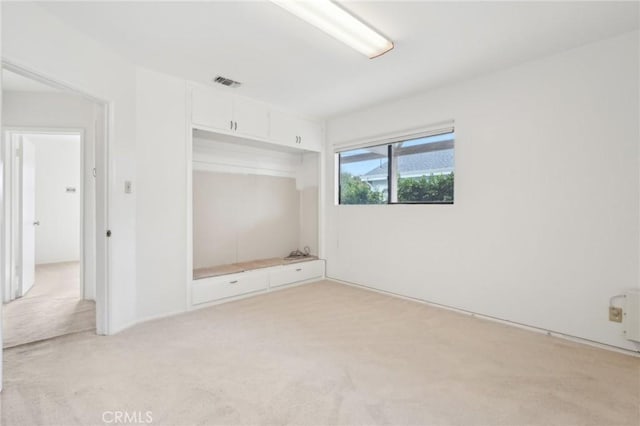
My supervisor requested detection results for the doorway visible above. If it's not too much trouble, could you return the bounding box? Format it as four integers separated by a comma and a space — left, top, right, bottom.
0, 64, 110, 354
2, 130, 94, 348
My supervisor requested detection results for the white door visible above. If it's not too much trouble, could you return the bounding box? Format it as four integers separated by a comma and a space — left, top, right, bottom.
20, 137, 36, 296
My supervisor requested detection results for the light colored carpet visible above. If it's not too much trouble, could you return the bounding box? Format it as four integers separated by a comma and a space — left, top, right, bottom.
24, 262, 81, 299
2, 262, 95, 348
1, 280, 638, 425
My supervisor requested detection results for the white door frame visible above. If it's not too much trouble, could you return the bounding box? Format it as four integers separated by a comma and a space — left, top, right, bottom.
0, 61, 111, 341
3, 128, 86, 302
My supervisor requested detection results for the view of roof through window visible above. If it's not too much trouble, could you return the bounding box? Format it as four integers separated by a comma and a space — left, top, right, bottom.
339, 132, 454, 204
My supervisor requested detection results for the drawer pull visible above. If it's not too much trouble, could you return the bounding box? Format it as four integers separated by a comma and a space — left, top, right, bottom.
296, 268, 302, 272
229, 280, 239, 284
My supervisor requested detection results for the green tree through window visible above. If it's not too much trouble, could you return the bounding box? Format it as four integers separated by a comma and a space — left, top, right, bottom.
340, 173, 383, 204
397, 173, 454, 203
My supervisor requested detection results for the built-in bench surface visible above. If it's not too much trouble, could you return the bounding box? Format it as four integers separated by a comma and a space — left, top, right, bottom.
193, 256, 319, 280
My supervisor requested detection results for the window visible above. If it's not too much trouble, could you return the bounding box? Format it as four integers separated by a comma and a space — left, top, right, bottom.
339, 146, 388, 204
338, 130, 454, 205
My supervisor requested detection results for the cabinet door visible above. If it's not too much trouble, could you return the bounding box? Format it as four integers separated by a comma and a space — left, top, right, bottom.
192, 272, 268, 305
270, 111, 322, 152
269, 109, 299, 148
233, 97, 270, 139
192, 86, 234, 131
298, 119, 323, 152
270, 260, 324, 288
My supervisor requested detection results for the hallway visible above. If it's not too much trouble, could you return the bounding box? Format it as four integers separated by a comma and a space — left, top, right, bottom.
2, 262, 95, 348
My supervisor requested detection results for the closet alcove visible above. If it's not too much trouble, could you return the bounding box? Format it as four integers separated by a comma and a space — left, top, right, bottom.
187, 127, 324, 307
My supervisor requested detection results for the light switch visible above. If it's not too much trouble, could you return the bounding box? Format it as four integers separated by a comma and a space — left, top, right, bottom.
124, 180, 133, 194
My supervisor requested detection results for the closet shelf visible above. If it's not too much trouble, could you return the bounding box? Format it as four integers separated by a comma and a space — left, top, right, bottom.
193, 256, 319, 280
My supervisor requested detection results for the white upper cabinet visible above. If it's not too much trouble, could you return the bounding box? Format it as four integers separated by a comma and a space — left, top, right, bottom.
269, 109, 297, 147
233, 96, 269, 139
298, 119, 323, 152
191, 85, 269, 139
192, 86, 234, 131
191, 84, 322, 152
270, 109, 322, 152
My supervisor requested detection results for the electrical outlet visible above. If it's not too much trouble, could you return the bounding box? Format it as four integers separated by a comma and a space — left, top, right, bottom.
609, 306, 623, 323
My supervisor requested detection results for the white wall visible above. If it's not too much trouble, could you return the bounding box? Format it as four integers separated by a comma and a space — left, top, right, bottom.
1, 0, 4, 390
298, 153, 319, 255
135, 67, 187, 321
325, 31, 640, 351
192, 171, 300, 269
2, 91, 97, 298
3, 91, 96, 129
193, 135, 320, 258
27, 134, 81, 264
3, 2, 137, 333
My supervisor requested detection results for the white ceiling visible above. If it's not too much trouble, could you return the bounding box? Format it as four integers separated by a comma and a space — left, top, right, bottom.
2, 69, 61, 93
37, 1, 639, 119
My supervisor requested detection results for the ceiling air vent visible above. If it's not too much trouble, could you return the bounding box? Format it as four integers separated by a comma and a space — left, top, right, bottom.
213, 75, 242, 88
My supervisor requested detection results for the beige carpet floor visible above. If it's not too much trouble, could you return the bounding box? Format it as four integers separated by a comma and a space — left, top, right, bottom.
1, 280, 639, 425
2, 262, 95, 348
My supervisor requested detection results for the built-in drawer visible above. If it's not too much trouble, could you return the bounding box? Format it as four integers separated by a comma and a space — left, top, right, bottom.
192, 271, 268, 305
270, 260, 324, 288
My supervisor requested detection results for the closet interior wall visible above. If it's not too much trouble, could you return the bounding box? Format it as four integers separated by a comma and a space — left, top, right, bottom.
191, 131, 319, 271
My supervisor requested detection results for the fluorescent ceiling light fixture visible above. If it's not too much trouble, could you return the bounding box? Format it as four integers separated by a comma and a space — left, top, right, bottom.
271, 0, 394, 59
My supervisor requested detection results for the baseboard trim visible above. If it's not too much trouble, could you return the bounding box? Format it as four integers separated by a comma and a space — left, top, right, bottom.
108, 308, 189, 335
328, 276, 640, 358
109, 278, 323, 334
133, 308, 190, 329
